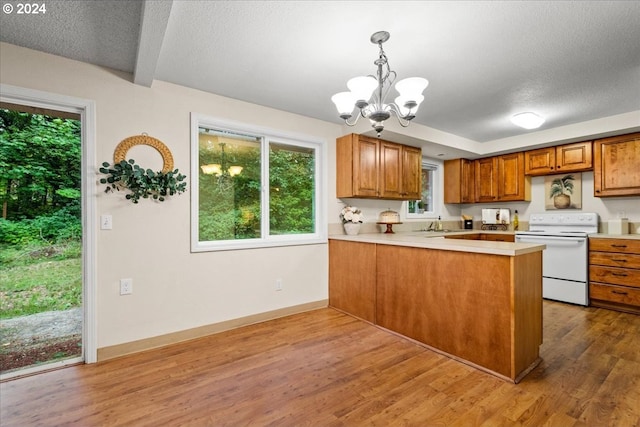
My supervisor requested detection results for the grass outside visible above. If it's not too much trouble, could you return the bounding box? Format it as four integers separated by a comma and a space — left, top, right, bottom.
0, 241, 82, 319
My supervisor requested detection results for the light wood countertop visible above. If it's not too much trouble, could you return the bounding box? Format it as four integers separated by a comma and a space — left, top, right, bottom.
589, 233, 640, 240
329, 231, 544, 256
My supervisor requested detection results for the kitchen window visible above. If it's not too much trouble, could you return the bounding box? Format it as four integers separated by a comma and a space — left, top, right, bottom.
405, 161, 439, 218
191, 114, 326, 251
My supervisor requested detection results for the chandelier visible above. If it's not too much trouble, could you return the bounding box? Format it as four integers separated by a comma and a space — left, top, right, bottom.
331, 31, 429, 137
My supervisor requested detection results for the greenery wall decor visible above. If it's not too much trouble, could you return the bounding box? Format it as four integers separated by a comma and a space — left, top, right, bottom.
99, 134, 186, 203
99, 159, 186, 203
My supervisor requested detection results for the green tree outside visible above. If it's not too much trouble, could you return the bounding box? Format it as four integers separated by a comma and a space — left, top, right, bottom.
0, 109, 82, 318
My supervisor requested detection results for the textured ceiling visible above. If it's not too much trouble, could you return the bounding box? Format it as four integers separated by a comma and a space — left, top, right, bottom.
1, 0, 639, 149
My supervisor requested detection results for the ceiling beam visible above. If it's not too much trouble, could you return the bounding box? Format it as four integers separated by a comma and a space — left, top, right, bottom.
133, 0, 173, 87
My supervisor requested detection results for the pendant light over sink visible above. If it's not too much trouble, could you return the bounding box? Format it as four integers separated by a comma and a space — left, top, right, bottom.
331, 31, 429, 137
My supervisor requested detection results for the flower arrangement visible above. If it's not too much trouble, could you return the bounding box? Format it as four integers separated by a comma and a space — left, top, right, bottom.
340, 206, 364, 224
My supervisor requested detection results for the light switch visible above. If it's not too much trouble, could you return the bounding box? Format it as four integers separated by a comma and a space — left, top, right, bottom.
101, 214, 113, 230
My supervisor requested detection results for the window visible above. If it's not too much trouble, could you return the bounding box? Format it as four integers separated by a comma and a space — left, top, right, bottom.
191, 114, 325, 251
405, 161, 439, 218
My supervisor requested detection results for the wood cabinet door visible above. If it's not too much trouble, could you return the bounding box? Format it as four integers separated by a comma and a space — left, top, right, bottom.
379, 141, 402, 199
444, 159, 475, 203
594, 133, 640, 197
525, 147, 556, 176
328, 240, 377, 323
401, 145, 422, 200
475, 157, 498, 202
556, 141, 592, 172
498, 152, 526, 201
460, 159, 475, 203
444, 159, 462, 203
525, 142, 592, 176
353, 136, 380, 197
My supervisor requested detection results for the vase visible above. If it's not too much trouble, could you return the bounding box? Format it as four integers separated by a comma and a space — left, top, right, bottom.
343, 222, 361, 236
553, 194, 571, 209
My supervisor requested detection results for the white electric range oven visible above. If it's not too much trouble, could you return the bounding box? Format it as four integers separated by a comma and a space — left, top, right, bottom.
515, 212, 599, 306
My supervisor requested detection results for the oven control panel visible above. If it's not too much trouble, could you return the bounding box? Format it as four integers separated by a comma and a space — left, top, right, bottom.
529, 212, 598, 226
527, 212, 599, 234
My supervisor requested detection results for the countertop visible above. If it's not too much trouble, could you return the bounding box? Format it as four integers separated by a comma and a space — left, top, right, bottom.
589, 233, 640, 240
329, 230, 544, 256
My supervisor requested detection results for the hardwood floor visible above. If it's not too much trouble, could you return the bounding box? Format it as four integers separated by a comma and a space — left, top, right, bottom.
2, 301, 639, 426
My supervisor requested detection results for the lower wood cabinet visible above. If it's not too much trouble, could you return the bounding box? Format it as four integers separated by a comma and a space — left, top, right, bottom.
328, 240, 376, 322
329, 238, 543, 383
589, 238, 640, 315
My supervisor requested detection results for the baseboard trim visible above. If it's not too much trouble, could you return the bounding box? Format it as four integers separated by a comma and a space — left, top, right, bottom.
97, 300, 328, 361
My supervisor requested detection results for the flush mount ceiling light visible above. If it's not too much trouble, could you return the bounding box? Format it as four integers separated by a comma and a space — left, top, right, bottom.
511, 112, 545, 129
331, 31, 429, 137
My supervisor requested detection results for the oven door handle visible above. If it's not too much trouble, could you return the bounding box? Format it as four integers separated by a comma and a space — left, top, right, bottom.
516, 235, 586, 244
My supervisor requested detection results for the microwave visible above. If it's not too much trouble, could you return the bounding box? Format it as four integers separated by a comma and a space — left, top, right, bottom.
482, 208, 511, 225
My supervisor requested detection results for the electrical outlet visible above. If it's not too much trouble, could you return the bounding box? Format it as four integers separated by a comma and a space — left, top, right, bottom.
276, 279, 283, 291
120, 278, 133, 295
101, 214, 113, 230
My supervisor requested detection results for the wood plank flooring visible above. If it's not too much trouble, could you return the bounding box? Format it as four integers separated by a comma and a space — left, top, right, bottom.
2, 301, 639, 426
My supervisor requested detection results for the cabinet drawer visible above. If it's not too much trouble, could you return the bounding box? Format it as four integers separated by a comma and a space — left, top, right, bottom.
589, 251, 640, 269
589, 238, 640, 254
590, 282, 640, 307
589, 265, 640, 288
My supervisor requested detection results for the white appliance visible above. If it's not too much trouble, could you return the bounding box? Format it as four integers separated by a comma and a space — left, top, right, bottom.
515, 212, 599, 306
481, 208, 510, 225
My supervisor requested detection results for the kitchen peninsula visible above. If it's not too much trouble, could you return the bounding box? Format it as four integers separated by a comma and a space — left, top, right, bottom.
329, 231, 545, 383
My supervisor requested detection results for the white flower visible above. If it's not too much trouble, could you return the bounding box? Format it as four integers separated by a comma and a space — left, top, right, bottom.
340, 205, 364, 224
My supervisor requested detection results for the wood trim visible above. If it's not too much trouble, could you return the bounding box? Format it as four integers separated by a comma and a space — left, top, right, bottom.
97, 300, 328, 361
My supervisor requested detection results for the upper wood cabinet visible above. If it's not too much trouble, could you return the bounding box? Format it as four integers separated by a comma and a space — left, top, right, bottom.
593, 132, 640, 197
400, 145, 422, 200
444, 158, 475, 203
336, 134, 379, 198
473, 153, 530, 203
336, 133, 421, 200
525, 141, 593, 176
497, 152, 529, 201
475, 157, 498, 202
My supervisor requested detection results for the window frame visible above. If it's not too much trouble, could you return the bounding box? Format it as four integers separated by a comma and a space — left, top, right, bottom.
190, 113, 327, 252
403, 159, 442, 220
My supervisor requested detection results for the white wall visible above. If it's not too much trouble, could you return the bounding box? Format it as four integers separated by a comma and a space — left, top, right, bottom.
0, 43, 341, 349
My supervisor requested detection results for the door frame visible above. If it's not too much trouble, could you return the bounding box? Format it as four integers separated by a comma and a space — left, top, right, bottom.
1, 83, 97, 364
